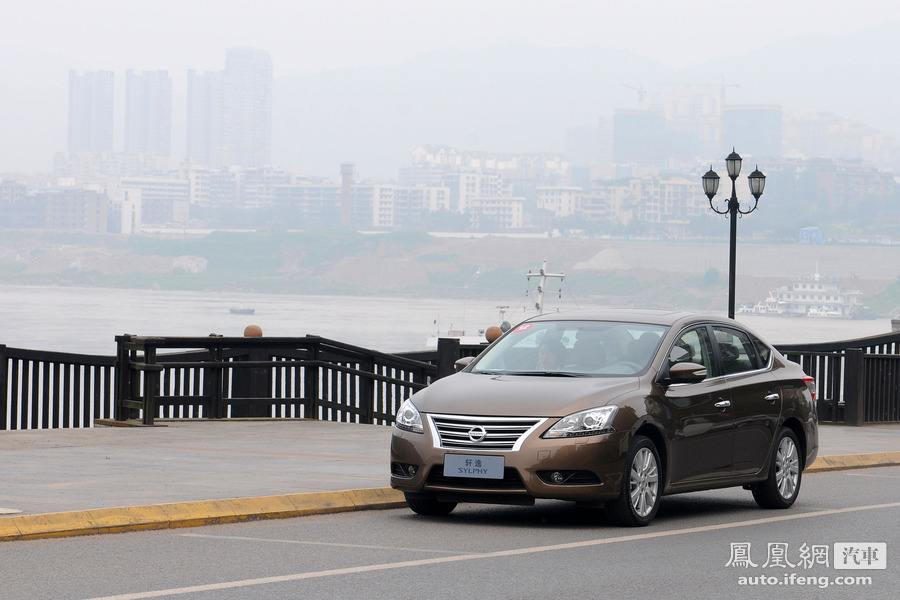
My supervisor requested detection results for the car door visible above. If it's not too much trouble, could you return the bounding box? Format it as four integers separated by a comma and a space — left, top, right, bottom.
662, 326, 735, 485
709, 325, 781, 477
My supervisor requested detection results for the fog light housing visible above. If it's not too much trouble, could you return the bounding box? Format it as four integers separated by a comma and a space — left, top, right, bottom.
538, 470, 602, 485
391, 462, 419, 478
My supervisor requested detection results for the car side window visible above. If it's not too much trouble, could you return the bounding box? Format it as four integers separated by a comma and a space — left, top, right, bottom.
712, 326, 758, 375
750, 335, 772, 368
668, 328, 711, 372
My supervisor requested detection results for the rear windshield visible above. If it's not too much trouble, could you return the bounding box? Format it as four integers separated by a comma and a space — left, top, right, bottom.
472, 320, 668, 377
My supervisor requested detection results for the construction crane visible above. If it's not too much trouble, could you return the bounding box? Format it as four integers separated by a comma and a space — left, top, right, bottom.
718, 78, 741, 109
622, 84, 648, 109
662, 79, 740, 111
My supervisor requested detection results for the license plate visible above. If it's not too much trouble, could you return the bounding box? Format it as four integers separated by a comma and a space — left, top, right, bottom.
442, 454, 504, 479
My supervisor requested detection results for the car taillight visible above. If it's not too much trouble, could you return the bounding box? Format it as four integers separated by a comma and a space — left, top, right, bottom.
803, 376, 816, 404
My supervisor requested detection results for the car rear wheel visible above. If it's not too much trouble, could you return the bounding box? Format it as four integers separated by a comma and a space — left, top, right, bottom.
404, 493, 457, 516
606, 435, 661, 526
752, 427, 802, 509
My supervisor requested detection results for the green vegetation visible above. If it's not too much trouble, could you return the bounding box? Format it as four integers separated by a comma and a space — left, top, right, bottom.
0, 231, 896, 316
869, 277, 900, 315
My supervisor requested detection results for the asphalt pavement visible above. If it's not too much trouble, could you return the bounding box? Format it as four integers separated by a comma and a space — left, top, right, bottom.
2, 466, 898, 600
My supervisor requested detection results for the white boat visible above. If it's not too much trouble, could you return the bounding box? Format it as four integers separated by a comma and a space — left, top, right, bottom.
807, 306, 843, 318
425, 328, 487, 349
748, 269, 862, 319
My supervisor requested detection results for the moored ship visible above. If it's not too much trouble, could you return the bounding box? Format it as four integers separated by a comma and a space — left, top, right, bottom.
738, 270, 864, 319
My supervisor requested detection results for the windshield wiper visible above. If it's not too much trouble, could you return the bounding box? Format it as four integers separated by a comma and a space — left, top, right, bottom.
502, 371, 583, 378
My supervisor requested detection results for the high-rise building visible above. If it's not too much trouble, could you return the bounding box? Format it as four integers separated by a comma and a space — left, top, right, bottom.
186, 70, 224, 165
223, 47, 273, 167
124, 70, 172, 155
721, 105, 783, 158
186, 48, 273, 168
67, 70, 114, 155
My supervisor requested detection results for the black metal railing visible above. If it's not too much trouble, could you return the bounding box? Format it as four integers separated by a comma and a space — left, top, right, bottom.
0, 345, 116, 430
3, 330, 898, 430
114, 335, 486, 426
776, 330, 900, 425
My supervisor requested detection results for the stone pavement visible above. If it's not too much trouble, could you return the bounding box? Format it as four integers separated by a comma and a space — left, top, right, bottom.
1, 420, 899, 517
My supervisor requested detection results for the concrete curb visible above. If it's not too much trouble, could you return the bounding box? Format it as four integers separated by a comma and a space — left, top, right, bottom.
2, 452, 899, 543
0, 487, 405, 543
806, 451, 900, 473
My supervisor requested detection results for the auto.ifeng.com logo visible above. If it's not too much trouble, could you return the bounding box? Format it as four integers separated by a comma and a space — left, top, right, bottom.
725, 542, 885, 589
736, 573, 872, 589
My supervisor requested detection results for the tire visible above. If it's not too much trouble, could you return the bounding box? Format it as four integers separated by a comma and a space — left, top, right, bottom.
404, 493, 457, 516
752, 427, 802, 509
606, 435, 662, 526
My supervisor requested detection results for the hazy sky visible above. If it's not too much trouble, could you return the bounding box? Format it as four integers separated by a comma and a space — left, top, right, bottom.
2, 0, 899, 171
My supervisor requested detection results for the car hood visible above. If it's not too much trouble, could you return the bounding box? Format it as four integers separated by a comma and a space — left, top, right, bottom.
410, 372, 640, 417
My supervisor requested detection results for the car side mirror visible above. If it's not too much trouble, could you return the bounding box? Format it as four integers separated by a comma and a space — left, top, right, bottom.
666, 362, 707, 385
454, 356, 475, 372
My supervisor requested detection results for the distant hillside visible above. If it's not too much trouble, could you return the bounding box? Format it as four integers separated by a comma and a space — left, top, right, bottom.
273, 46, 670, 176
273, 26, 900, 176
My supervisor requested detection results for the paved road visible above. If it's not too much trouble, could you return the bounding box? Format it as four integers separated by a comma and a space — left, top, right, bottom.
2, 467, 899, 600
3, 421, 898, 516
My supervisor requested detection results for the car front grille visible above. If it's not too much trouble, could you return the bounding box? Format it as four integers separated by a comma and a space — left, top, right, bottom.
429, 414, 545, 451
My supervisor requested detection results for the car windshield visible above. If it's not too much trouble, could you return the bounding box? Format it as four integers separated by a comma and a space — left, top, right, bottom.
472, 320, 668, 377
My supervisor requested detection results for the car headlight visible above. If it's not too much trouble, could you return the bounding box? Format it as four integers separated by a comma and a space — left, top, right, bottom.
395, 399, 424, 433
543, 406, 617, 438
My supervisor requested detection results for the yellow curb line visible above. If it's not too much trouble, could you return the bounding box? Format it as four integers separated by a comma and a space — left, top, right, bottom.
2, 452, 899, 543
0, 487, 406, 543
806, 451, 900, 473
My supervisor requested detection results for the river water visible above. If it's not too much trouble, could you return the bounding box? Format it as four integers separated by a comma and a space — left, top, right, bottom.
0, 284, 893, 355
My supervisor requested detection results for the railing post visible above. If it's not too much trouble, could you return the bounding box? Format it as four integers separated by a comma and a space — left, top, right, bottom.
204, 344, 223, 419
114, 335, 131, 421
304, 339, 319, 419
142, 345, 159, 426
0, 344, 8, 429
842, 348, 866, 426
231, 347, 270, 417
359, 357, 375, 424
436, 337, 461, 380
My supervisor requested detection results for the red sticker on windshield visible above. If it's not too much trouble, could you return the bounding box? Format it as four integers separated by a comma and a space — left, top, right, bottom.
512, 323, 534, 333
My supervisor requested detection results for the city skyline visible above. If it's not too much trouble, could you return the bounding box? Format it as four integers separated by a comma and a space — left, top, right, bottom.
2, 5, 900, 174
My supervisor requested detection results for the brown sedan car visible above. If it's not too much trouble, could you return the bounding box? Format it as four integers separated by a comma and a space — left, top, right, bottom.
391, 310, 818, 526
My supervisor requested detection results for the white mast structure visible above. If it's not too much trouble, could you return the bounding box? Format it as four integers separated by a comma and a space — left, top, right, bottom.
526, 259, 566, 314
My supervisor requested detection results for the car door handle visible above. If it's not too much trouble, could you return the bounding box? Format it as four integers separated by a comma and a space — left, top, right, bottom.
764, 393, 780, 403
714, 400, 731, 409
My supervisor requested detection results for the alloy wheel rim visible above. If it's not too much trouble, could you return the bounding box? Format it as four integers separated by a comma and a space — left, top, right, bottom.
775, 437, 800, 500
629, 447, 659, 517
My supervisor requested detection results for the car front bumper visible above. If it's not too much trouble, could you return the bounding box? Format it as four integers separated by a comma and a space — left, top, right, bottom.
390, 417, 630, 503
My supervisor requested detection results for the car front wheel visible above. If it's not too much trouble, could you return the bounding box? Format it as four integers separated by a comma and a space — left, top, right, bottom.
752, 427, 802, 509
606, 435, 661, 526
404, 493, 457, 516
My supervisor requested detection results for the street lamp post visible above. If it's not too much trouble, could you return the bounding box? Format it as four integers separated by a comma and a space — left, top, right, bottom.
702, 149, 766, 319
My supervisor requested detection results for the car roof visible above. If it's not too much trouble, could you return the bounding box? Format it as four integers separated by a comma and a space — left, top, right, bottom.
527, 309, 732, 328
